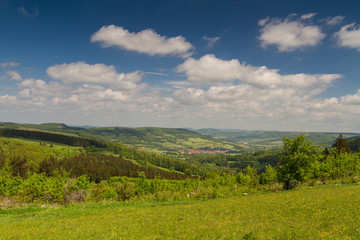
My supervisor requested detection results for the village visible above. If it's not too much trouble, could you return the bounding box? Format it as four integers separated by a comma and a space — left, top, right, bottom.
177, 149, 229, 154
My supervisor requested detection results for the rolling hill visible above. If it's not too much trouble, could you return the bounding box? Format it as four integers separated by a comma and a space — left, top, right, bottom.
2, 122, 359, 154
194, 128, 360, 150
0, 122, 247, 155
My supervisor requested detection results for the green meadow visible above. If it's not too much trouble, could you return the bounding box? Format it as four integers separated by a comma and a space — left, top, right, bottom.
1, 184, 359, 240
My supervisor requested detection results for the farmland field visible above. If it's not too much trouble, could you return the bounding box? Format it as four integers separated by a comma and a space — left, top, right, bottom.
1, 184, 359, 239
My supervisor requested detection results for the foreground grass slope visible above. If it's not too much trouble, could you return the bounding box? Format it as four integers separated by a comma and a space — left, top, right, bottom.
1, 184, 359, 239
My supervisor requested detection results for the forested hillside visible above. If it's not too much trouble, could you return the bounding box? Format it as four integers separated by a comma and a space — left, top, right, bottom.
195, 128, 360, 150
0, 122, 246, 155
0, 128, 204, 176
348, 137, 360, 152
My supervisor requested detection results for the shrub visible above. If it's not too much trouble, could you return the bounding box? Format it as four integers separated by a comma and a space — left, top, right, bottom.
72, 175, 91, 191
260, 165, 277, 184
114, 182, 136, 201
89, 180, 118, 201
18, 171, 67, 203
0, 165, 22, 196
236, 172, 251, 185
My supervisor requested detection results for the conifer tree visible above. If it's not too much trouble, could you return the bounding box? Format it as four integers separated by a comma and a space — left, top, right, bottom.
332, 134, 351, 154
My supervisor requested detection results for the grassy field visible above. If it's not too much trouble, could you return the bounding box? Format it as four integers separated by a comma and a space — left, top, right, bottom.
1, 184, 359, 239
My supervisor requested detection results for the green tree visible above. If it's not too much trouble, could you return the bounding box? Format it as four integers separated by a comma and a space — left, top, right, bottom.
332, 134, 351, 154
260, 165, 277, 184
278, 134, 322, 189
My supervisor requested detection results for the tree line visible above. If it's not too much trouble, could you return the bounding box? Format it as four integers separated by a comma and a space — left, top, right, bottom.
0, 128, 103, 147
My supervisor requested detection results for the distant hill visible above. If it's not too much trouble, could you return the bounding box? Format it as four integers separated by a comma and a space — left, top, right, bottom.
348, 137, 360, 152
0, 122, 80, 131
85, 127, 246, 154
0, 122, 246, 155
2, 122, 358, 153
193, 128, 360, 150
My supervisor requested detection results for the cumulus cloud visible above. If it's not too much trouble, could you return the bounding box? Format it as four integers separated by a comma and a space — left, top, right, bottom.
324, 15, 345, 25
174, 85, 253, 105
301, 13, 317, 20
1, 62, 20, 68
6, 71, 22, 81
91, 25, 193, 57
173, 88, 206, 104
202, 36, 220, 48
173, 83, 309, 106
340, 89, 360, 105
13, 76, 134, 110
18, 6, 38, 18
17, 78, 66, 99
47, 62, 144, 90
258, 14, 325, 51
17, 6, 28, 15
1, 71, 359, 131
0, 60, 177, 125
176, 54, 242, 82
169, 84, 360, 131
176, 54, 342, 91
335, 23, 360, 51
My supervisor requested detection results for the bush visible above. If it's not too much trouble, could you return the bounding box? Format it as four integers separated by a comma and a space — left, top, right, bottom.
236, 172, 251, 185
63, 176, 91, 204
260, 165, 277, 184
19, 172, 67, 203
114, 182, 136, 201
0, 165, 22, 196
72, 175, 91, 191
236, 166, 259, 187
90, 180, 118, 201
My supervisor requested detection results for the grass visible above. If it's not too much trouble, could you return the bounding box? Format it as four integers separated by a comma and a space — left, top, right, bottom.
1, 184, 360, 239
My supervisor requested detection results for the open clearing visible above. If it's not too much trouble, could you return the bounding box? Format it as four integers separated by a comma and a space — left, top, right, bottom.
1, 184, 359, 239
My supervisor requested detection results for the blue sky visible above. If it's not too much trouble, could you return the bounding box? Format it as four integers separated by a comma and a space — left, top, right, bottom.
1, 0, 360, 132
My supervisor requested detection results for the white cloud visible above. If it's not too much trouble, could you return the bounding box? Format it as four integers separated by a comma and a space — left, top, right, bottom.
176, 54, 342, 91
91, 25, 193, 57
258, 17, 270, 27
173, 88, 206, 104
301, 13, 317, 20
18, 6, 38, 18
340, 89, 360, 105
87, 89, 128, 102
17, 6, 28, 15
17, 78, 66, 99
1, 71, 360, 131
324, 15, 345, 25
258, 14, 325, 51
1, 62, 20, 68
6, 71, 22, 81
17, 89, 32, 100
143, 71, 168, 76
168, 84, 360, 131
176, 54, 242, 82
46, 62, 144, 90
173, 84, 304, 106
13, 77, 133, 111
202, 36, 220, 48
335, 23, 360, 51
